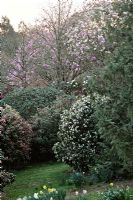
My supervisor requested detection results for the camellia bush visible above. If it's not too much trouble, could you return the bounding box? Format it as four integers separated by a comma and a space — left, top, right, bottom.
53, 96, 101, 172
0, 105, 33, 169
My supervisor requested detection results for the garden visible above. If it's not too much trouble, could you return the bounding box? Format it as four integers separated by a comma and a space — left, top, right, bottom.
0, 0, 133, 199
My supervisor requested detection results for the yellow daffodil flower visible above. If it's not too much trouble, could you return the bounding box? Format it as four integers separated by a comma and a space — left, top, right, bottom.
48, 188, 56, 193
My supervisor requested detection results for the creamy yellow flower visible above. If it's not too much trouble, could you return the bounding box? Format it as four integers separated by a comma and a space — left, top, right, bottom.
43, 185, 47, 190
48, 188, 56, 193
110, 183, 114, 187
39, 191, 43, 195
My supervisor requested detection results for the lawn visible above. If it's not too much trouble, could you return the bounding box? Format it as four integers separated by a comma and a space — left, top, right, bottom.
4, 162, 133, 200
4, 162, 72, 200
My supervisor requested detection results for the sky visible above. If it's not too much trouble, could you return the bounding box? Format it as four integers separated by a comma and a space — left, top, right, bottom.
0, 0, 84, 30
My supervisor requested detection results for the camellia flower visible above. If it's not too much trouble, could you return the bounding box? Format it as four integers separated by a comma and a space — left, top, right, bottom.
83, 190, 87, 194
75, 191, 79, 196
33, 193, 39, 199
110, 183, 114, 187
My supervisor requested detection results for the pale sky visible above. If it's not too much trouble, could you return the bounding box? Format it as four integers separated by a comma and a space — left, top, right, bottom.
0, 0, 84, 30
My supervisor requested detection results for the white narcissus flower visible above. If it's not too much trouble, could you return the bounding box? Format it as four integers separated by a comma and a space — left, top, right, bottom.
17, 198, 22, 200
75, 191, 79, 196
83, 190, 87, 194
50, 197, 53, 200
33, 193, 39, 199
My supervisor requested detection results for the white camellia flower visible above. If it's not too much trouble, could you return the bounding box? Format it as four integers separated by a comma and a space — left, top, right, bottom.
50, 197, 53, 200
17, 198, 22, 200
33, 193, 39, 199
83, 190, 87, 194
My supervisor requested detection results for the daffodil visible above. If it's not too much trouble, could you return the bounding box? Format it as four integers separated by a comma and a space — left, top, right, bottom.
33, 193, 39, 199
43, 185, 47, 190
39, 191, 43, 195
110, 183, 114, 187
48, 188, 56, 193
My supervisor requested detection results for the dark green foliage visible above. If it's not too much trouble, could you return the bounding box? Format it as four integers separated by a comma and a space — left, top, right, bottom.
0, 149, 15, 192
88, 0, 133, 174
5, 87, 62, 119
66, 172, 86, 188
89, 162, 114, 184
0, 170, 15, 192
30, 95, 75, 162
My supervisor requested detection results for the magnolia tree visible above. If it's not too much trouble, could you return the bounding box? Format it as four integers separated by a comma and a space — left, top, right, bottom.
34, 0, 111, 85
6, 0, 116, 88
7, 22, 45, 88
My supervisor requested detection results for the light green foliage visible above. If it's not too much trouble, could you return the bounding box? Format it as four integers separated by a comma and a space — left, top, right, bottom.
53, 96, 101, 172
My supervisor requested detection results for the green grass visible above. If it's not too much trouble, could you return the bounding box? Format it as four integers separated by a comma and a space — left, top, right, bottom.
4, 162, 72, 200
4, 162, 133, 200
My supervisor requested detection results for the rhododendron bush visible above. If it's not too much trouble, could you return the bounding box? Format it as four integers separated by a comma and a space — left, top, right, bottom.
53, 96, 101, 172
0, 105, 33, 169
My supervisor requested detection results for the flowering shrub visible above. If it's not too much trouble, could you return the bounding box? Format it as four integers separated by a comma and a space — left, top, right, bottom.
0, 105, 33, 169
0, 149, 15, 192
17, 185, 66, 200
53, 96, 101, 172
0, 170, 15, 192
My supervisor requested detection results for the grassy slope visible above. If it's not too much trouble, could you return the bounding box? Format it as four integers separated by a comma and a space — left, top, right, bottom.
4, 163, 72, 200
